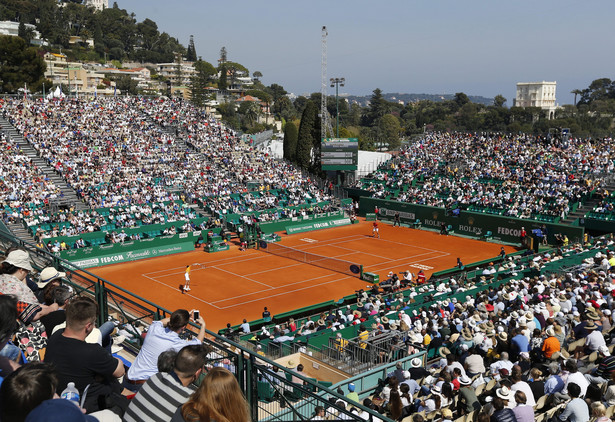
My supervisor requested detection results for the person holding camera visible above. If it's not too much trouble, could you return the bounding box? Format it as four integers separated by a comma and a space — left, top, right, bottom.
125, 309, 205, 390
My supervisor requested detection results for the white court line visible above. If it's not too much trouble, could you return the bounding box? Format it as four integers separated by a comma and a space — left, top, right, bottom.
367, 252, 452, 272
142, 274, 221, 309
212, 273, 339, 304
139, 231, 450, 309
213, 277, 350, 310
212, 266, 274, 288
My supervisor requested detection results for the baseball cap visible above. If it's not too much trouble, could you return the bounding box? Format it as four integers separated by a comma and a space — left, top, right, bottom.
25, 399, 98, 422
348, 383, 355, 392
4, 250, 33, 272
599, 345, 611, 356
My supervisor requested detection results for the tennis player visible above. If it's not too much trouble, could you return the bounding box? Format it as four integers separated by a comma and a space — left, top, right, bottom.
372, 221, 380, 238
184, 265, 192, 291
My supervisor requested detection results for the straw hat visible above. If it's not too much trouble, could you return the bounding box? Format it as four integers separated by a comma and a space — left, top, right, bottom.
439, 347, 451, 358
585, 321, 598, 330
462, 328, 473, 341
381, 316, 389, 324
317, 319, 325, 326
449, 333, 460, 343
586, 312, 601, 321
285, 360, 296, 368
498, 332, 508, 342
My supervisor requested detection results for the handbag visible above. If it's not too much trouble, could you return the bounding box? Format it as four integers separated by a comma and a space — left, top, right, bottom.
15, 320, 48, 362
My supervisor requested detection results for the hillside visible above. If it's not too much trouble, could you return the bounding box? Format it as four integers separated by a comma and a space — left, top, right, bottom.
346, 92, 494, 106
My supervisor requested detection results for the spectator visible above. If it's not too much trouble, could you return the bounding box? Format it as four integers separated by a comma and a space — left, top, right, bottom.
124, 344, 209, 422
126, 309, 205, 388
44, 296, 128, 415
171, 367, 250, 422
557, 383, 589, 422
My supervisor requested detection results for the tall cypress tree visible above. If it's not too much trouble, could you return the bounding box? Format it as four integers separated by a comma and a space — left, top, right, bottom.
186, 35, 197, 61
283, 121, 298, 162
296, 100, 319, 170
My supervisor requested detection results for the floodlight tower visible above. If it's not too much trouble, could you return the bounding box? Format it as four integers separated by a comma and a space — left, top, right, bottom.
321, 26, 328, 141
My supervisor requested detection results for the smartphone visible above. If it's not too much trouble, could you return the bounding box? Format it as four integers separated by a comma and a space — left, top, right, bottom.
194, 310, 200, 320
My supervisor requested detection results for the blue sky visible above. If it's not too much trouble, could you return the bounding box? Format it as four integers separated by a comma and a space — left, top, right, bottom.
118, 0, 614, 106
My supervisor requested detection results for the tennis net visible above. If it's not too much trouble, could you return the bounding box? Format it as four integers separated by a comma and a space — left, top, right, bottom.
259, 240, 363, 278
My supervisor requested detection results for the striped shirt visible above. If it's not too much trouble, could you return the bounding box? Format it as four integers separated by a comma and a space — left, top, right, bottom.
123, 372, 195, 422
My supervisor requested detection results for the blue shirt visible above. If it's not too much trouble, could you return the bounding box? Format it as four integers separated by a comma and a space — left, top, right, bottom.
544, 374, 564, 394
512, 334, 530, 353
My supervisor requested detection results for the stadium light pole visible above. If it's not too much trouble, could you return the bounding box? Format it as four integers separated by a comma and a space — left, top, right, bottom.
330, 77, 345, 138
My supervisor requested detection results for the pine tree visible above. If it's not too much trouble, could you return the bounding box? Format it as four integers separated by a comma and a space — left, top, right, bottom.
186, 35, 197, 61
296, 101, 319, 169
283, 121, 298, 162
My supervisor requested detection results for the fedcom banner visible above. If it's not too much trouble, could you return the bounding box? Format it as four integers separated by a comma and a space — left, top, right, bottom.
286, 218, 351, 235
61, 232, 200, 269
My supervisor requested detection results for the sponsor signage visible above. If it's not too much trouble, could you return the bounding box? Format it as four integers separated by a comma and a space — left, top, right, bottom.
286, 218, 351, 234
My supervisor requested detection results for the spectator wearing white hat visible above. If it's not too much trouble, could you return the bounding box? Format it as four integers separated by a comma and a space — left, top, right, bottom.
35, 266, 66, 304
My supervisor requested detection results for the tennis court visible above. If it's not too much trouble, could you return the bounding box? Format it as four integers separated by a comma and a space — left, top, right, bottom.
90, 219, 517, 331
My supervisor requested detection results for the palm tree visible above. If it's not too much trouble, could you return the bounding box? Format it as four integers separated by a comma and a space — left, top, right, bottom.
244, 101, 261, 126
571, 89, 583, 106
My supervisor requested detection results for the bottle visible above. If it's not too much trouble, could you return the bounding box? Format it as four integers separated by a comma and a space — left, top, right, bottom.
60, 382, 80, 406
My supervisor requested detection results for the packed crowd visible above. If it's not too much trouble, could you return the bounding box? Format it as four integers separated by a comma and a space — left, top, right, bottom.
230, 236, 615, 421
204, 189, 335, 222
0, 97, 333, 222
356, 132, 612, 219
0, 131, 62, 211
25, 200, 200, 240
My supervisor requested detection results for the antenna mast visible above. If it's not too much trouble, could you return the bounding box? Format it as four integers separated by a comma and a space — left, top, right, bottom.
321, 26, 333, 141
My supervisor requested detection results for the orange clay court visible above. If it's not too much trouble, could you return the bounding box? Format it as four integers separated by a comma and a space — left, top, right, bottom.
90, 219, 517, 331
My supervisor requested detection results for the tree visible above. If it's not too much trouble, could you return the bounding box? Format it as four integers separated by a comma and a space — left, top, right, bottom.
272, 96, 296, 121
571, 89, 583, 106
218, 64, 227, 90
239, 101, 261, 128
189, 59, 216, 107
111, 74, 138, 95
378, 114, 401, 150
252, 71, 262, 82
186, 35, 197, 61
0, 35, 46, 93
283, 121, 298, 161
493, 95, 506, 108
453, 92, 470, 109
296, 100, 319, 170
364, 88, 390, 126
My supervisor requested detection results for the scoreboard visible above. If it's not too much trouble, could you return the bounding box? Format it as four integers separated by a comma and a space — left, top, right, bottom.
321, 138, 358, 171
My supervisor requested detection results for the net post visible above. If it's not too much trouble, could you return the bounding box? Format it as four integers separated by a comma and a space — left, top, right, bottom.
359, 265, 364, 279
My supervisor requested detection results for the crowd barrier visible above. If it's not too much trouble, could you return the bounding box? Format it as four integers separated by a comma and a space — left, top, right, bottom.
56, 232, 199, 268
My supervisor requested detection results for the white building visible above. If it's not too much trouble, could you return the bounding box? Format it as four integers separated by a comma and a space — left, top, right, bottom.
514, 81, 557, 119
82, 0, 108, 11
0, 21, 43, 45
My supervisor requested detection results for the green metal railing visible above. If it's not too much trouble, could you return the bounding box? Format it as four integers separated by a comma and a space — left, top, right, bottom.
0, 226, 390, 421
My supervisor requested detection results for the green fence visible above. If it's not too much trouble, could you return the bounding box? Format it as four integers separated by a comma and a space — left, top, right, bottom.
258, 211, 350, 234
358, 198, 584, 244
0, 229, 387, 421
56, 232, 199, 268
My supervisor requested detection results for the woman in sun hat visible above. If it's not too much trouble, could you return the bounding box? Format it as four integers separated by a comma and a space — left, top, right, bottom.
0, 249, 38, 303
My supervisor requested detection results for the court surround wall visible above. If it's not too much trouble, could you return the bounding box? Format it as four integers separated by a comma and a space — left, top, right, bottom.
57, 232, 198, 268
358, 197, 584, 244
